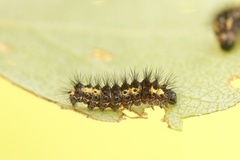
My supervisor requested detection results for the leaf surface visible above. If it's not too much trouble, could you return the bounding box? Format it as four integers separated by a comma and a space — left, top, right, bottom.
1, 0, 240, 130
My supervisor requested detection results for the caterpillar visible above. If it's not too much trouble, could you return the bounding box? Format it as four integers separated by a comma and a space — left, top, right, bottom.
214, 7, 240, 51
67, 68, 177, 111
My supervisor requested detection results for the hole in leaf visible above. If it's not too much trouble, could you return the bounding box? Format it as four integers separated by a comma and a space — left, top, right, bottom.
229, 75, 240, 89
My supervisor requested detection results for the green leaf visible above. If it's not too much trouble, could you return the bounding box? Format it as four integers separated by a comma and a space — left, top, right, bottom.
1, 0, 240, 130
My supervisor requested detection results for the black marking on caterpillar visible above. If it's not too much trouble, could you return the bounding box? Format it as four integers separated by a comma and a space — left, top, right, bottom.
66, 68, 177, 112
214, 7, 240, 51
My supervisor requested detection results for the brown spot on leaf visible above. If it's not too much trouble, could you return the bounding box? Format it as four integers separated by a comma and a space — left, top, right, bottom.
0, 43, 12, 53
5, 59, 16, 66
228, 75, 240, 89
92, 49, 113, 61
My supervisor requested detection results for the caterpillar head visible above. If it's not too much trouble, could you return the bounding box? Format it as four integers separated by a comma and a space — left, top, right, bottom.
165, 88, 177, 105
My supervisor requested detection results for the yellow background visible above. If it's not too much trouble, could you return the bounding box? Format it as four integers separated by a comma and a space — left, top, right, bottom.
1, 76, 240, 160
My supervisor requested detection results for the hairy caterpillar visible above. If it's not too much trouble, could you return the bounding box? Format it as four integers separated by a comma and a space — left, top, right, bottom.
67, 68, 177, 111
214, 7, 240, 51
